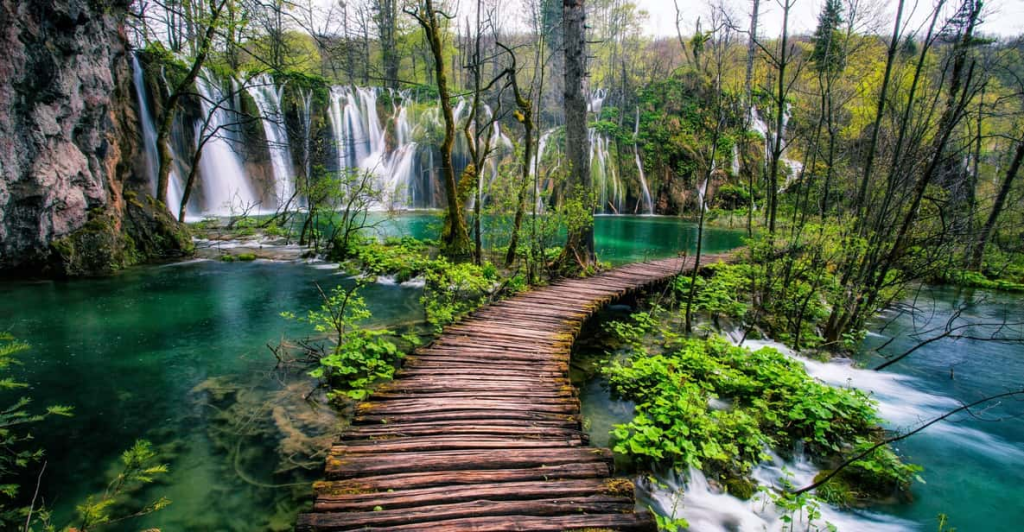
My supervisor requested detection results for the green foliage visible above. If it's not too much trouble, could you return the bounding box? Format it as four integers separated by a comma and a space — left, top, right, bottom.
74, 440, 171, 532
671, 262, 751, 320
282, 281, 407, 401
352, 237, 433, 282
606, 336, 908, 494
834, 437, 922, 497
422, 259, 496, 333
714, 184, 751, 210
652, 511, 689, 531
938, 268, 1024, 293
0, 334, 73, 528
810, 0, 847, 75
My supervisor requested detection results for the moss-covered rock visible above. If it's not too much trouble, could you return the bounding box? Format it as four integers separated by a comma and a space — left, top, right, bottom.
49, 196, 193, 277
723, 476, 756, 500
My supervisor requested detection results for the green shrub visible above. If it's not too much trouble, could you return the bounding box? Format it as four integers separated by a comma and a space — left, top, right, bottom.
606, 336, 910, 494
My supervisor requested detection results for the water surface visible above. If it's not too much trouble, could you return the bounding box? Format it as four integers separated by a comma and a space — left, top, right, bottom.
0, 215, 742, 530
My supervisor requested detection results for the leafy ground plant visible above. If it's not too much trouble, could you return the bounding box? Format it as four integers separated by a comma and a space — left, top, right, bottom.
282, 280, 415, 401
605, 335, 918, 501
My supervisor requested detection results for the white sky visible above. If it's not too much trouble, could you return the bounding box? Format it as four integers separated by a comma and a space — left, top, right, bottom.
310, 0, 1024, 39
636, 0, 1024, 38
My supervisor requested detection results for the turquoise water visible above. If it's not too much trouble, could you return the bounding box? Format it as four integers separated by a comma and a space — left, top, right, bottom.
858, 287, 1024, 531
0, 215, 740, 531
372, 213, 747, 265
572, 285, 1024, 531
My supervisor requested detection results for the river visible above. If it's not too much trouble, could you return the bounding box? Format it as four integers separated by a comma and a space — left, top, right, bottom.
4, 214, 1019, 531
0, 214, 742, 531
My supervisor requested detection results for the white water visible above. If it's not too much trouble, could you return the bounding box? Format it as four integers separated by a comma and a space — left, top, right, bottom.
194, 71, 261, 215
696, 177, 709, 213
132, 55, 192, 217
531, 129, 556, 213
641, 466, 916, 532
732, 144, 741, 176
633, 108, 654, 214
645, 331, 1024, 531
247, 74, 296, 209
327, 86, 423, 208
751, 105, 804, 193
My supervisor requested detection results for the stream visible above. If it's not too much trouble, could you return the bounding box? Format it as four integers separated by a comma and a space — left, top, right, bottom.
0, 214, 742, 531
573, 286, 1024, 531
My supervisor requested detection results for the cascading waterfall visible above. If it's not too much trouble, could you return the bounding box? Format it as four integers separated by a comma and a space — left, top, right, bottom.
132, 54, 159, 195
633, 108, 654, 214
327, 86, 423, 208
531, 129, 556, 213
247, 73, 296, 209
141, 77, 658, 217
731, 144, 740, 176
132, 54, 192, 217
696, 177, 709, 213
751, 105, 802, 193
193, 70, 261, 215
588, 89, 626, 213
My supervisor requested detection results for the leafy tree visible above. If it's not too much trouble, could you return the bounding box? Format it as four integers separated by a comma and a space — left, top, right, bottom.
810, 0, 846, 75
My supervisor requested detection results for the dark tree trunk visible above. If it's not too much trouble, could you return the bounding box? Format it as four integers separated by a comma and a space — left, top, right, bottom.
560, 0, 595, 269
970, 139, 1023, 269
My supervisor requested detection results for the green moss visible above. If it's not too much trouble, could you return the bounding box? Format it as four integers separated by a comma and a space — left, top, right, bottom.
220, 255, 237, 262
236, 253, 257, 261
814, 472, 855, 507
724, 476, 756, 500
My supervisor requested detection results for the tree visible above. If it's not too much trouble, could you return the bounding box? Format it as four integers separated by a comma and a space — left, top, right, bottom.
406, 0, 473, 259
155, 0, 229, 207
810, 0, 845, 75
374, 0, 400, 90
559, 0, 596, 270
501, 43, 536, 268
970, 136, 1022, 269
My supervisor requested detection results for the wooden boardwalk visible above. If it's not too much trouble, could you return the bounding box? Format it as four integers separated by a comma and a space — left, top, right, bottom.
297, 255, 722, 531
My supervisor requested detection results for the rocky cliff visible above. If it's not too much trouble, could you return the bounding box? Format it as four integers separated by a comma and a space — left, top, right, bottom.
0, 0, 191, 277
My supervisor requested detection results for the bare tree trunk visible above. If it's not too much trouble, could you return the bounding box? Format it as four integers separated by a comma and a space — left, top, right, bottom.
853, 0, 905, 231
156, 0, 226, 206
377, 0, 399, 90
560, 0, 595, 269
766, 0, 791, 235
504, 44, 534, 267
743, 0, 759, 109
970, 139, 1023, 269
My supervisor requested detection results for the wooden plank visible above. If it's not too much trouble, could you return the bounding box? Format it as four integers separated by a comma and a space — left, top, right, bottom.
326, 448, 613, 478
299, 255, 728, 531
296, 496, 635, 530
312, 478, 630, 511
314, 463, 612, 492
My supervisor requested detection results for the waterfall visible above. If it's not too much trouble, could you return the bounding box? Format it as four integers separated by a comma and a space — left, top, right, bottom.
132, 55, 159, 195
633, 108, 654, 214
300, 89, 313, 182
731, 144, 740, 176
586, 89, 625, 213
132, 54, 193, 217
247, 73, 296, 209
752, 105, 802, 193
531, 129, 556, 213
327, 86, 423, 208
194, 70, 260, 215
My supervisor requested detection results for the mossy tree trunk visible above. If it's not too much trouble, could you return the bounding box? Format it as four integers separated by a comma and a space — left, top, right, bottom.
155, 0, 227, 207
408, 0, 472, 260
